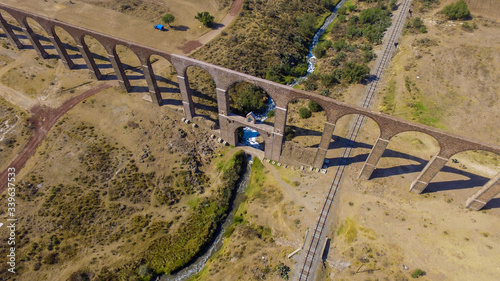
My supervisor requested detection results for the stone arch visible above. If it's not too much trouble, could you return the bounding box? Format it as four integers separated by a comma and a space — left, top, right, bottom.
52, 25, 80, 60
23, 16, 55, 57
0, 9, 24, 48
280, 97, 329, 167
369, 131, 442, 181
326, 113, 381, 168
424, 149, 500, 194
80, 34, 112, 79
148, 54, 182, 110
184, 65, 219, 126
229, 122, 274, 158
112, 44, 148, 92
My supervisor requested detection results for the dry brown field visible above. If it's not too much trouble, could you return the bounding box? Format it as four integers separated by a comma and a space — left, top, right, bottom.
0, 0, 499, 280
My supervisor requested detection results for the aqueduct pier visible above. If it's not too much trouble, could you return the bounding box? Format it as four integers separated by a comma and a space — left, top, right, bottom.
0, 4, 499, 210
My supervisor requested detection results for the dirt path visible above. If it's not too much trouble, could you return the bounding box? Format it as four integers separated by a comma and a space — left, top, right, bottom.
0, 82, 113, 193
180, 0, 243, 54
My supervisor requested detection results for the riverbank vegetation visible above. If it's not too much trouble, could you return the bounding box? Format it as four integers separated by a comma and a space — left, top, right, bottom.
305, 0, 394, 100
146, 150, 247, 275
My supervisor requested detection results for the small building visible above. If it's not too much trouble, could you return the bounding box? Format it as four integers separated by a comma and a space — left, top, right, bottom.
246, 112, 256, 124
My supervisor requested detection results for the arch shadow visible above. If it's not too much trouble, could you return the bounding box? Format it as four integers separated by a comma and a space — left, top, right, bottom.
324, 113, 381, 168
423, 149, 500, 193
370, 131, 441, 179
186, 65, 219, 124
148, 54, 183, 108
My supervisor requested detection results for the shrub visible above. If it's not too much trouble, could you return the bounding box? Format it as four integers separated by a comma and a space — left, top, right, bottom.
412, 17, 423, 29
285, 127, 295, 141
320, 73, 338, 86
322, 0, 336, 9
266, 109, 275, 118
305, 81, 318, 91
363, 50, 376, 63
308, 100, 322, 112
336, 51, 347, 61
389, 0, 397, 10
276, 263, 291, 280
337, 6, 348, 15
161, 13, 175, 26
297, 13, 317, 38
299, 107, 312, 119
314, 40, 332, 58
313, 44, 326, 58
195, 12, 215, 27
462, 21, 477, 31
442, 0, 470, 20
342, 62, 370, 83
333, 39, 348, 51
320, 89, 330, 96
345, 25, 362, 39
411, 268, 425, 278
292, 64, 308, 77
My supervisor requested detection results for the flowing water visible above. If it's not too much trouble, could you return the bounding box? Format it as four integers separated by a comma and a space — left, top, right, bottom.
160, 157, 254, 281
241, 0, 348, 145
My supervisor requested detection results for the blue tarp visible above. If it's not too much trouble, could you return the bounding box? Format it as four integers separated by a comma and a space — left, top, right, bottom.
154, 24, 165, 30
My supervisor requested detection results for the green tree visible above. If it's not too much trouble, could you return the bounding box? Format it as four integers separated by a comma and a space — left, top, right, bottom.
195, 12, 215, 27
232, 84, 267, 114
411, 268, 425, 278
297, 13, 317, 38
308, 100, 322, 112
412, 17, 423, 29
299, 107, 312, 119
161, 13, 175, 27
442, 0, 470, 20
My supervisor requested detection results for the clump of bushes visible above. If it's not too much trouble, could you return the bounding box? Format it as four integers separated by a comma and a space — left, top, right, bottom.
308, 100, 322, 112
411, 268, 425, 278
195, 11, 215, 27
342, 61, 370, 83
441, 0, 470, 20
299, 107, 312, 119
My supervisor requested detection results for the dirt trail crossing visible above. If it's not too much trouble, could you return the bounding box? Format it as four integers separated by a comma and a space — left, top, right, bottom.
180, 0, 243, 54
0, 82, 113, 193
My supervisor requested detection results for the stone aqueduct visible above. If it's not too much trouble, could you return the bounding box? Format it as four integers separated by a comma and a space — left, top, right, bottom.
1, 4, 499, 210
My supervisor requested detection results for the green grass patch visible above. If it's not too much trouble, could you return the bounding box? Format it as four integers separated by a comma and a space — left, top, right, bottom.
408, 100, 442, 127
187, 196, 202, 210
336, 217, 358, 244
379, 80, 396, 114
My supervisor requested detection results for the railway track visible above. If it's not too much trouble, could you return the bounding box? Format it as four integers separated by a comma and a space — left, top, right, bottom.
294, 1, 412, 280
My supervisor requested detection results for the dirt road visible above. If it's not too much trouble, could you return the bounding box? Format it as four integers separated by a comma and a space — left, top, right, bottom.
0, 82, 113, 193
180, 0, 243, 54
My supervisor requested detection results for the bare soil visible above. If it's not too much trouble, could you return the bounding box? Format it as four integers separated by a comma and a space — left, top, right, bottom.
0, 82, 112, 194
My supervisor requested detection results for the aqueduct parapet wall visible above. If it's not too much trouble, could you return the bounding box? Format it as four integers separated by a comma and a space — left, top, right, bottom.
1, 4, 499, 210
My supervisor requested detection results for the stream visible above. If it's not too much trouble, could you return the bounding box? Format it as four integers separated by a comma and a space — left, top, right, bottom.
160, 157, 254, 281
241, 0, 348, 147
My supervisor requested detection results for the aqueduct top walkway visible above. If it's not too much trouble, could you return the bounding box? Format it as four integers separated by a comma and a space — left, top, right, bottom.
0, 3, 499, 210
